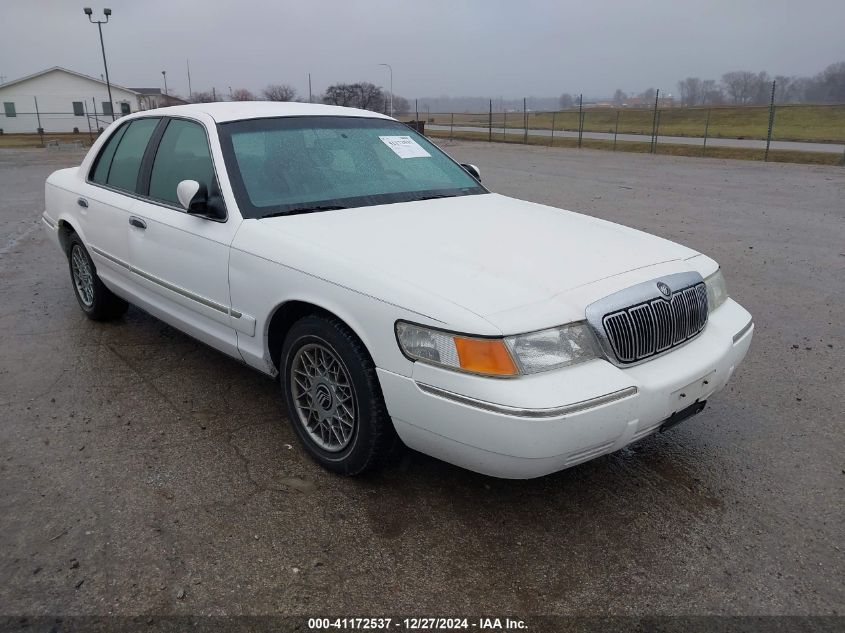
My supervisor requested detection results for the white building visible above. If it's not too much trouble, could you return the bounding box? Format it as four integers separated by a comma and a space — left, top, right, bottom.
0, 67, 183, 134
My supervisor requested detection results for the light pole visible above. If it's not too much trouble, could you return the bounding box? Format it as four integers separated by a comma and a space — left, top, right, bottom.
83, 7, 115, 120
378, 63, 393, 117
161, 70, 168, 106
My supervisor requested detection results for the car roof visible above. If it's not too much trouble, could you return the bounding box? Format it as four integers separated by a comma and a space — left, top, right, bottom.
135, 101, 395, 123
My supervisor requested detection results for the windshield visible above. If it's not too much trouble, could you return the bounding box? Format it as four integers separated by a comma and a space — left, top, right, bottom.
217, 116, 487, 218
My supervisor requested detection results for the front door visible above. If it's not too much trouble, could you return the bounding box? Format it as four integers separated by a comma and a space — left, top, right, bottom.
126, 117, 245, 357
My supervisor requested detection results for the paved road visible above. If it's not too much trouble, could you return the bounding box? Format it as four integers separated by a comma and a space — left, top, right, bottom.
428, 124, 845, 154
0, 145, 842, 621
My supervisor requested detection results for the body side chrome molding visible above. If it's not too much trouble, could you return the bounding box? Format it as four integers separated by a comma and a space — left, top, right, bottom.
91, 245, 130, 269
416, 383, 638, 419
88, 245, 255, 335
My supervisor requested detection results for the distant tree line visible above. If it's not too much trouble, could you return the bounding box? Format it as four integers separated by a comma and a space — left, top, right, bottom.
184, 60, 843, 113
600, 61, 844, 108
188, 81, 411, 116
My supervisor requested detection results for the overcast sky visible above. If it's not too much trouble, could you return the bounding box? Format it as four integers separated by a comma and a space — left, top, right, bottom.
2, 0, 843, 99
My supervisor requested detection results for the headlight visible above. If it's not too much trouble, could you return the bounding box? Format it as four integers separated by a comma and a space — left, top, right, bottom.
505, 322, 599, 374
396, 320, 599, 377
705, 269, 728, 312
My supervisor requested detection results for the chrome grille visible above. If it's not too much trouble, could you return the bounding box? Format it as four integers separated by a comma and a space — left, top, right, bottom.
602, 282, 708, 364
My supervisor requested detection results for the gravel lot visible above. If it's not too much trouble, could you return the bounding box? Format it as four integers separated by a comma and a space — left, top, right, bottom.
0, 142, 842, 620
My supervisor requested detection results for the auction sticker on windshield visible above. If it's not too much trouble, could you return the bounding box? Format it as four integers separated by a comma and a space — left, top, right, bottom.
379, 135, 431, 158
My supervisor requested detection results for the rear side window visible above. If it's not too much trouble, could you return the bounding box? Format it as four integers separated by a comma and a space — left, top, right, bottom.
101, 118, 160, 192
148, 119, 214, 205
90, 123, 129, 185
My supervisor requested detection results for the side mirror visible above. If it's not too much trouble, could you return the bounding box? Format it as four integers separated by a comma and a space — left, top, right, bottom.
176, 179, 225, 219
461, 163, 481, 181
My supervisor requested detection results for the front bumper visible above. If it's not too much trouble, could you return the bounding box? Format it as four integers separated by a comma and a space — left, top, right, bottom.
378, 298, 753, 478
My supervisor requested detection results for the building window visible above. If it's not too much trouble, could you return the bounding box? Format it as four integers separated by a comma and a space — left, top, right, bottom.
102, 102, 113, 116
3, 102, 16, 117
120, 102, 131, 115
73, 102, 84, 116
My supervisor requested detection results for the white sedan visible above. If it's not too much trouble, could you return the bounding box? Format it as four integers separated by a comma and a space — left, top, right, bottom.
42, 102, 753, 478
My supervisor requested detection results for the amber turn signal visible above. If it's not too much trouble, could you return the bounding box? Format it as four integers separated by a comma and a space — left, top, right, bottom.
454, 337, 518, 376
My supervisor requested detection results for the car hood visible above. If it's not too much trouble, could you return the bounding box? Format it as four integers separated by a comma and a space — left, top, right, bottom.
257, 193, 698, 324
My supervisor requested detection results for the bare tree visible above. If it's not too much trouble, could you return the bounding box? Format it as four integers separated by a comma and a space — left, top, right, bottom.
558, 93, 574, 109
773, 76, 798, 103
701, 80, 724, 105
355, 82, 385, 111
262, 84, 297, 101
817, 61, 845, 103
612, 89, 627, 106
677, 77, 703, 106
231, 88, 256, 101
640, 88, 656, 104
752, 72, 772, 105
189, 91, 215, 103
721, 71, 759, 104
322, 83, 357, 107
392, 95, 410, 116
322, 82, 385, 112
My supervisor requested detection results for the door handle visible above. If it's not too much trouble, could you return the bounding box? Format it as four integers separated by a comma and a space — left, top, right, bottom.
128, 216, 147, 230
77, 198, 88, 208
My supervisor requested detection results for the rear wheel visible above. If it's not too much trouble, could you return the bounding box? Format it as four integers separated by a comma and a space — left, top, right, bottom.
67, 234, 128, 321
280, 314, 397, 475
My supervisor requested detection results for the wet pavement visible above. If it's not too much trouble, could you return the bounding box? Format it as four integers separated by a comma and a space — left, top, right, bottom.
0, 144, 842, 617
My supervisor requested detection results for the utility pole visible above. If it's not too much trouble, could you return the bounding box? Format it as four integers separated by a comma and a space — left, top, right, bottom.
378, 64, 393, 117
186, 59, 192, 98
308, 73, 313, 103
84, 7, 115, 120
161, 70, 168, 106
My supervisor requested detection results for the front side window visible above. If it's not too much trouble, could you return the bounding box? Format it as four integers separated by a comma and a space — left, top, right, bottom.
218, 116, 486, 218
90, 118, 159, 192
73, 102, 84, 116
3, 102, 16, 117
148, 119, 214, 205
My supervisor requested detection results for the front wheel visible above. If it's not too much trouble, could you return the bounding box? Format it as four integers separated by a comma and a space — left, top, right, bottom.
280, 315, 397, 475
67, 234, 128, 321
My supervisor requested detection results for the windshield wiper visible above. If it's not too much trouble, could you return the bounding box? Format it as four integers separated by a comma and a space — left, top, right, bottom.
260, 205, 348, 219
407, 193, 459, 202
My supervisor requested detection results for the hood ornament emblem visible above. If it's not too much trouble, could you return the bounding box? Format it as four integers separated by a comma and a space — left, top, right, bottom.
657, 281, 672, 298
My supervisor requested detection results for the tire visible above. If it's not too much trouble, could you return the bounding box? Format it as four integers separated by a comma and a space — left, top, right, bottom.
67, 234, 128, 321
280, 314, 398, 475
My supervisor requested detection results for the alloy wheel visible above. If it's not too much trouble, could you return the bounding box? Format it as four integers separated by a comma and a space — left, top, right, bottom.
290, 341, 357, 452
71, 245, 95, 307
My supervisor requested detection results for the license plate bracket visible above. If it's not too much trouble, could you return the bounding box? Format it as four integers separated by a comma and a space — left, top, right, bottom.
659, 399, 707, 433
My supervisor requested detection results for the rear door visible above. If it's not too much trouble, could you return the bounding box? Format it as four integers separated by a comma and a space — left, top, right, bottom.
79, 117, 160, 288
126, 115, 247, 357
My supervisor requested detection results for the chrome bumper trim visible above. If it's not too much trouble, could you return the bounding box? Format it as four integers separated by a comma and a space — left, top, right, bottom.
41, 214, 56, 229
416, 383, 638, 419
732, 320, 754, 344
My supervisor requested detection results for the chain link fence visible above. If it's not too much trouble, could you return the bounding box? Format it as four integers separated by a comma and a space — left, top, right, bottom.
423, 101, 845, 166
0, 97, 126, 147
